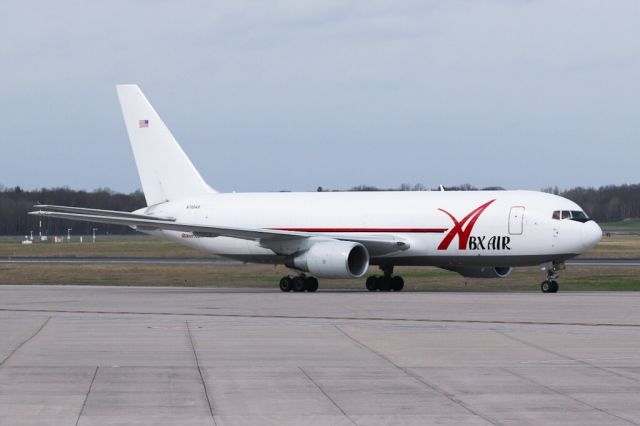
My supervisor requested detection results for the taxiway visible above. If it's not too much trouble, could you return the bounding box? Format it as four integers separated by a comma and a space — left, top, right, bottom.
0, 286, 639, 425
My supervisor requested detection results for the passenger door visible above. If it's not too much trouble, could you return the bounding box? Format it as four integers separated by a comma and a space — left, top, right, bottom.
509, 206, 525, 235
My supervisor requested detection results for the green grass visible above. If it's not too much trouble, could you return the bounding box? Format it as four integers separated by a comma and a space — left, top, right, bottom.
563, 275, 640, 291
0, 234, 639, 291
600, 219, 640, 232
0, 237, 207, 258
581, 235, 640, 258
3, 234, 639, 259
1, 263, 638, 291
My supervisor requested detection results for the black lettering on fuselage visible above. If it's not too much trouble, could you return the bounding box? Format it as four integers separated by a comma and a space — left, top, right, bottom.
502, 236, 511, 250
467, 235, 511, 251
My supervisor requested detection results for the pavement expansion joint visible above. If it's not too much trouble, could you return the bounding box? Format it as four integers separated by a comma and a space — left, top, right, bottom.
503, 366, 640, 426
334, 325, 503, 426
495, 329, 640, 384
1, 307, 639, 327
0, 316, 50, 367
298, 367, 357, 425
186, 320, 217, 425
75, 366, 98, 426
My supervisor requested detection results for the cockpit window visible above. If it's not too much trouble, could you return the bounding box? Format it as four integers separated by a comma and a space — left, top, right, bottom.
552, 210, 590, 222
570, 210, 590, 222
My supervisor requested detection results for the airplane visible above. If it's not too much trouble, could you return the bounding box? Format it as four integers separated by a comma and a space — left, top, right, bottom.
30, 85, 603, 293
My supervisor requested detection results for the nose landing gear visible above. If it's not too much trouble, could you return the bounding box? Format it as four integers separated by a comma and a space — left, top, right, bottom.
540, 261, 564, 293
541, 279, 559, 293
365, 265, 404, 292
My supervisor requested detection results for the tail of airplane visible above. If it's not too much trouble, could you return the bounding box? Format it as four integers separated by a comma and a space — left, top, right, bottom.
116, 84, 216, 206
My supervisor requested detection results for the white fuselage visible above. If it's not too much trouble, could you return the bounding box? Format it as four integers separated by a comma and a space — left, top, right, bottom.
138, 190, 602, 268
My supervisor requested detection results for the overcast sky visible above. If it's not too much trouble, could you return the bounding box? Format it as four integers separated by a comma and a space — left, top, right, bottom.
1, 1, 638, 193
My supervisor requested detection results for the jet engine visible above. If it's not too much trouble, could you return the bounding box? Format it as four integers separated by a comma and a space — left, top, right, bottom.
444, 266, 513, 278
289, 241, 369, 279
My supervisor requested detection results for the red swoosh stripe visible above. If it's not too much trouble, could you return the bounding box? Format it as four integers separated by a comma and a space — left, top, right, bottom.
271, 227, 448, 233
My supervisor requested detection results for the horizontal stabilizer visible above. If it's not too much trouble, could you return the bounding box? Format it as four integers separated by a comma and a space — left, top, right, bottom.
33, 205, 175, 221
30, 210, 305, 241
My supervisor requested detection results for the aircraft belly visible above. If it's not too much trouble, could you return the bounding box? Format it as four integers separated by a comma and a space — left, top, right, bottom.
370, 253, 578, 267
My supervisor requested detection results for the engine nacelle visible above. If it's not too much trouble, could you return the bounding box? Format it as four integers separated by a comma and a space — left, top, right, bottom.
445, 266, 513, 279
289, 241, 369, 279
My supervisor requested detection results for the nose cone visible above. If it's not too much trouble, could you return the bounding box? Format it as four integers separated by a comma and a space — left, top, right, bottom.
581, 220, 602, 251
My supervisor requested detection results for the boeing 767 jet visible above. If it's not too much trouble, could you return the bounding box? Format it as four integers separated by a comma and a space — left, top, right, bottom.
30, 85, 602, 293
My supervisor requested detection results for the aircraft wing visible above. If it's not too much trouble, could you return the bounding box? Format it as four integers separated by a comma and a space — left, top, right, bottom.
29, 208, 409, 255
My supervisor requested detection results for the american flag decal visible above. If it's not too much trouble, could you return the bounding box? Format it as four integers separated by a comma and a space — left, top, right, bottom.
139, 119, 149, 128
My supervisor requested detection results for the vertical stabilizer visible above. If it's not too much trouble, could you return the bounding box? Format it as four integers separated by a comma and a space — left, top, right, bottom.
116, 84, 216, 206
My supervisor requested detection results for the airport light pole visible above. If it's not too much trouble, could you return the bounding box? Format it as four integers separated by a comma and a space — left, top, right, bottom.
92, 228, 98, 244
67, 228, 72, 242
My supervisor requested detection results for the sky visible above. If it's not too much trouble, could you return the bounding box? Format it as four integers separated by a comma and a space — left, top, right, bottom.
0, 0, 638, 193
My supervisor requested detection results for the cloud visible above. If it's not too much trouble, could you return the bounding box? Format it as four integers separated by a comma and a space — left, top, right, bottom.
0, 0, 638, 192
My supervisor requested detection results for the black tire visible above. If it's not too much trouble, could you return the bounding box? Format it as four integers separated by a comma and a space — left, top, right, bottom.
366, 276, 378, 291
279, 277, 293, 292
292, 277, 307, 292
549, 280, 559, 293
306, 277, 319, 292
541, 280, 551, 293
391, 276, 404, 291
378, 277, 392, 292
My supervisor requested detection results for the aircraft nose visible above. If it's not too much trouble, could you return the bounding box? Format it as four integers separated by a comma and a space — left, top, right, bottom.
581, 220, 602, 251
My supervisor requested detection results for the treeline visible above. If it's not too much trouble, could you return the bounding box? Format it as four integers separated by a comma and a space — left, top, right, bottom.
0, 186, 145, 236
1, 183, 639, 235
544, 185, 640, 222
327, 183, 640, 222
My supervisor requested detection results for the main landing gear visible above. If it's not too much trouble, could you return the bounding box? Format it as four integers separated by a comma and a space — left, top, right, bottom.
279, 275, 319, 292
366, 265, 404, 292
540, 261, 565, 293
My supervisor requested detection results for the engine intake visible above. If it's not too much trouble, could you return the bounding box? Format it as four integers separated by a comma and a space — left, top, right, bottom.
289, 241, 369, 279
445, 266, 512, 278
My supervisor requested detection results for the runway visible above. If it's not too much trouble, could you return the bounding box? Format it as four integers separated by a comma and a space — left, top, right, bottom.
0, 257, 242, 265
1, 286, 640, 425
1, 257, 639, 266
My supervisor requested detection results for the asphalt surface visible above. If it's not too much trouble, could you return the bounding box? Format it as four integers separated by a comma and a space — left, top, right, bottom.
1, 286, 639, 425
0, 257, 242, 265
1, 257, 639, 266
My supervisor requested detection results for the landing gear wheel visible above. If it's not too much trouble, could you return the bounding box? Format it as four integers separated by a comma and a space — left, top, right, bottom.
541, 261, 564, 293
366, 276, 378, 291
378, 278, 392, 292
306, 277, 319, 292
279, 277, 293, 292
365, 265, 405, 292
292, 277, 307, 292
391, 276, 404, 291
541, 280, 559, 293
541, 280, 551, 293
